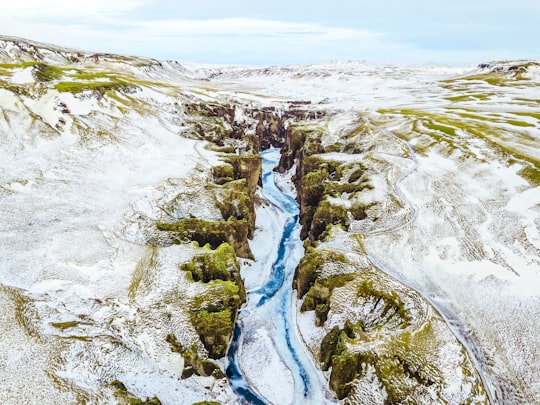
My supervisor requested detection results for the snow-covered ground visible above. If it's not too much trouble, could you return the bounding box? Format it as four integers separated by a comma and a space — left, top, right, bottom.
0, 36, 539, 404
0, 38, 240, 404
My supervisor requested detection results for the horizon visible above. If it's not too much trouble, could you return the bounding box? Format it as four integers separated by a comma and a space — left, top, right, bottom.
0, 1, 538, 66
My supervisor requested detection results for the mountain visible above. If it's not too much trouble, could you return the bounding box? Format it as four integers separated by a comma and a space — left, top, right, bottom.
0, 36, 539, 404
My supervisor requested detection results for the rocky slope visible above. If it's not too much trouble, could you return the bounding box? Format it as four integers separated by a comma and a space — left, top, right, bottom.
1, 36, 539, 404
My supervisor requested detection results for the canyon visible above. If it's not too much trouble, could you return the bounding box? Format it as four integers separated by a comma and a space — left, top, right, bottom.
0, 36, 539, 404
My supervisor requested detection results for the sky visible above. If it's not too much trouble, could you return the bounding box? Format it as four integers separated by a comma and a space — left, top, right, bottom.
1, 0, 538, 66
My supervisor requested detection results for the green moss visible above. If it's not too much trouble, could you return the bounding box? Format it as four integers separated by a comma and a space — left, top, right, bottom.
321, 316, 457, 402
215, 179, 256, 238
189, 279, 244, 359
301, 170, 327, 205
315, 303, 330, 325
54, 80, 137, 95
181, 243, 239, 283
514, 111, 540, 120
295, 249, 354, 326
128, 397, 162, 405
301, 155, 340, 176
226, 154, 262, 197
157, 217, 253, 259
329, 353, 360, 399
181, 243, 246, 306
444, 95, 475, 102
67, 70, 117, 81
355, 280, 412, 328
320, 326, 341, 371
301, 274, 355, 320
110, 380, 128, 391
212, 164, 235, 184
279, 123, 325, 172
33, 63, 64, 82
192, 309, 234, 359
165, 333, 184, 353
201, 359, 225, 379
378, 107, 540, 168
0, 61, 39, 69
348, 167, 364, 183
310, 199, 367, 241
423, 121, 456, 136
293, 252, 325, 297
0, 79, 31, 96
506, 119, 535, 127
193, 280, 244, 314
111, 380, 162, 404
170, 339, 226, 379
50, 321, 80, 330
518, 165, 540, 186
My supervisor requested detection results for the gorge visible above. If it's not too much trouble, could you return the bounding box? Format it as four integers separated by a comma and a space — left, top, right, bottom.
0, 36, 539, 404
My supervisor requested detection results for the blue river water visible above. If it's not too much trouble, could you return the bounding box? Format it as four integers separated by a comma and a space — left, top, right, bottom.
226, 149, 327, 404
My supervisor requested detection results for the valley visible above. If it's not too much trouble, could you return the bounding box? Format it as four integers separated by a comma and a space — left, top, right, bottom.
0, 36, 539, 404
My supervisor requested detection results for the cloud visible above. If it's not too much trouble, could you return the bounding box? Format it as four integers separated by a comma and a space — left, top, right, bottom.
107, 18, 395, 63
1, 14, 392, 63
129, 18, 380, 41
3, 0, 143, 18
1, 11, 533, 65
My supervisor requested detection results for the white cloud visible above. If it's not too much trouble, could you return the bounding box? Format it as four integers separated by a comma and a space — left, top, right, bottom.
2, 0, 143, 18
128, 18, 380, 41
0, 13, 532, 65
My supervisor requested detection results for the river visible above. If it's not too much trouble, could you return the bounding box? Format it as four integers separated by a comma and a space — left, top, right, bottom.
226, 149, 331, 404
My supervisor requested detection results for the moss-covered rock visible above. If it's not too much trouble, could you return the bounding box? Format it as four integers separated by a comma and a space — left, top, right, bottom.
212, 164, 235, 185
215, 179, 256, 238
157, 217, 253, 259
309, 199, 368, 241
320, 326, 341, 371
293, 250, 352, 325
277, 125, 307, 172
192, 309, 234, 359
166, 336, 226, 379
181, 243, 239, 283
32, 63, 63, 82
110, 380, 163, 404
301, 274, 354, 325
329, 353, 360, 400
293, 252, 326, 298
188, 278, 245, 360
226, 154, 261, 197
317, 274, 488, 403
193, 280, 245, 314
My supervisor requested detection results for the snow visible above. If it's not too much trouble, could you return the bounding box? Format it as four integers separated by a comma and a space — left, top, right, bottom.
0, 70, 237, 402
232, 149, 333, 404
10, 67, 34, 84
237, 325, 295, 404
1, 36, 539, 404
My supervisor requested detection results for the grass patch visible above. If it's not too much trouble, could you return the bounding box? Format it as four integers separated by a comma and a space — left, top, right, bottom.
378, 108, 540, 167
506, 119, 535, 127
54, 79, 134, 94
518, 165, 540, 186
514, 111, 540, 120
128, 247, 157, 299
51, 321, 80, 330
0, 61, 39, 69
443, 94, 493, 102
